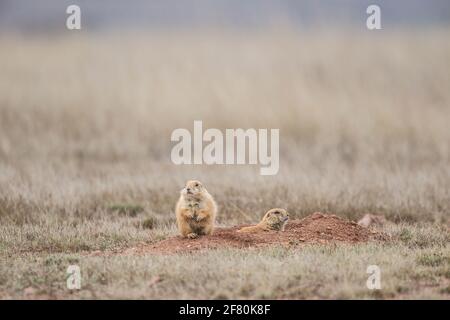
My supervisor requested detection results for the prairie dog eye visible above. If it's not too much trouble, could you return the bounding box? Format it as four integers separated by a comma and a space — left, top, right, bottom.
195, 183, 200, 187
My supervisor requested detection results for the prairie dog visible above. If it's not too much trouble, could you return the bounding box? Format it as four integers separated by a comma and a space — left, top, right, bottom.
237, 208, 289, 233
175, 180, 217, 239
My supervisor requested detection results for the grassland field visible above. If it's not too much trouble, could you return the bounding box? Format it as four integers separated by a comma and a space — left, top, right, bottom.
0, 30, 449, 299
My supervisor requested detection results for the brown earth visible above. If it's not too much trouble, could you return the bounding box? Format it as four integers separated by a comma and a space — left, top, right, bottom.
115, 212, 387, 255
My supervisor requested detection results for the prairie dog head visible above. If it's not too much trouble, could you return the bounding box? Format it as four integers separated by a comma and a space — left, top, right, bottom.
261, 208, 289, 231
181, 180, 207, 200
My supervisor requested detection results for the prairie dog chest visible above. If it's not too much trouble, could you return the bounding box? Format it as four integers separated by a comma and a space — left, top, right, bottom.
184, 200, 204, 216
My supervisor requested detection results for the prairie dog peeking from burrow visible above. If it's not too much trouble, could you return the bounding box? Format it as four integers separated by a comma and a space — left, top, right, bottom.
238, 208, 289, 233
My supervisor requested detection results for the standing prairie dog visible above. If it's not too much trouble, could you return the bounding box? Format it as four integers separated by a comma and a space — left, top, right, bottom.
175, 180, 217, 239
237, 208, 289, 233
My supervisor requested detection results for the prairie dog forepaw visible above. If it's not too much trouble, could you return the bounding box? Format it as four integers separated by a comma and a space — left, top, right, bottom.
187, 233, 198, 239
186, 212, 195, 219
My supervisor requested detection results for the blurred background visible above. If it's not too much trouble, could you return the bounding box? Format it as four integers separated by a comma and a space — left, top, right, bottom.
0, 1, 449, 225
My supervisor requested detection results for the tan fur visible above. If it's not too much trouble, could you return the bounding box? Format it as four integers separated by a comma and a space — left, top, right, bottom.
175, 180, 217, 239
238, 208, 289, 233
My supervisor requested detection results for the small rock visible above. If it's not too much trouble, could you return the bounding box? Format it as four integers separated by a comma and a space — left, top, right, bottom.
357, 214, 387, 228
24, 287, 36, 296
148, 276, 161, 287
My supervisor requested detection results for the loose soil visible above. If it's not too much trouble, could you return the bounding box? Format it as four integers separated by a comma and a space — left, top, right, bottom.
116, 212, 387, 255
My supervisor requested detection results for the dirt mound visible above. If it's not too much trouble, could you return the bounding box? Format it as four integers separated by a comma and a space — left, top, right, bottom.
119, 212, 386, 255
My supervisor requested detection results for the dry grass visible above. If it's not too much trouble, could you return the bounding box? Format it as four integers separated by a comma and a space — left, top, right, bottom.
0, 29, 449, 299
1, 225, 449, 299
